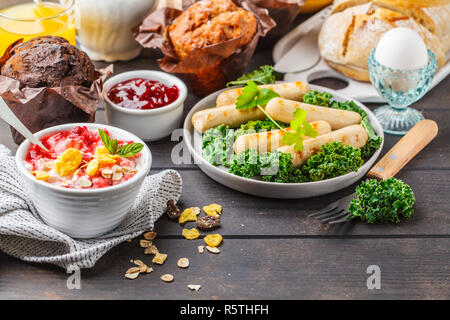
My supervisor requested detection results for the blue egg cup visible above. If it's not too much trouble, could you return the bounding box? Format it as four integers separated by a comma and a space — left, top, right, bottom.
368, 49, 438, 135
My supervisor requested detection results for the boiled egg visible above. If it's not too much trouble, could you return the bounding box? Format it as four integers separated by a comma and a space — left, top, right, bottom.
374, 28, 428, 70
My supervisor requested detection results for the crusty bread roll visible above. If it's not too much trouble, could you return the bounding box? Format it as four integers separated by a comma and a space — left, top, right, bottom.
332, 0, 450, 53
319, 1, 448, 82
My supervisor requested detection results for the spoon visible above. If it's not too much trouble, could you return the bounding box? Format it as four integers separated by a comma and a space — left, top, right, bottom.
0, 97, 49, 152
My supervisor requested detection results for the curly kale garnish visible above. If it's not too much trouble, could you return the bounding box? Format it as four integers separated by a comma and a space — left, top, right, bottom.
301, 142, 364, 181
360, 136, 383, 161
202, 124, 235, 166
348, 178, 415, 223
226, 65, 283, 87
302, 90, 333, 107
236, 118, 287, 137
229, 149, 306, 183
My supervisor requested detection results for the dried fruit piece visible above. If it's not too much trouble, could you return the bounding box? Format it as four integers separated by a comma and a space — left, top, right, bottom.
198, 246, 204, 254
206, 246, 220, 254
177, 258, 189, 268
204, 234, 223, 247
182, 228, 200, 240
179, 207, 200, 224
196, 215, 221, 230
144, 231, 157, 240
145, 267, 153, 273
152, 253, 168, 265
161, 274, 174, 282
166, 199, 181, 220
203, 204, 222, 217
187, 284, 201, 291
139, 240, 152, 248
144, 245, 159, 255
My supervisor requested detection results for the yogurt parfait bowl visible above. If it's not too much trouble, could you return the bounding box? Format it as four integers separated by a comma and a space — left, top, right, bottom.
103, 70, 188, 141
15, 123, 152, 238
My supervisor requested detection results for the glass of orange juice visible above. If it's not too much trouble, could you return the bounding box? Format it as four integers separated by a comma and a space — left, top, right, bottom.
0, 0, 76, 56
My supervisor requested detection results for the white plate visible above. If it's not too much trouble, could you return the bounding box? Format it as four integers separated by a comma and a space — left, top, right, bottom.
183, 85, 384, 199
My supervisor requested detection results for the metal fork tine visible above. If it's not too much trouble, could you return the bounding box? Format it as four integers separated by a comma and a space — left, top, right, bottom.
313, 207, 343, 219
328, 214, 352, 224
319, 210, 347, 223
308, 201, 338, 217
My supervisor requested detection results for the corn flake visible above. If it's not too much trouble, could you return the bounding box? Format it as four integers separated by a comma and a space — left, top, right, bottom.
182, 228, 200, 240
204, 234, 222, 247
55, 148, 83, 177
32, 170, 50, 181
203, 204, 222, 217
152, 253, 167, 265
178, 207, 200, 224
85, 158, 100, 176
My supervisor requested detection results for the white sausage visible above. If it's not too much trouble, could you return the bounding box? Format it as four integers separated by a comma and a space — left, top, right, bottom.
266, 98, 362, 130
277, 124, 368, 167
192, 104, 266, 133
233, 120, 332, 154
216, 81, 310, 107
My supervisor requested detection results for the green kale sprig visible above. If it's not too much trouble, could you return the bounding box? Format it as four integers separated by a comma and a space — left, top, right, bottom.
202, 124, 235, 166
348, 178, 415, 223
226, 65, 283, 87
301, 142, 364, 181
229, 149, 306, 183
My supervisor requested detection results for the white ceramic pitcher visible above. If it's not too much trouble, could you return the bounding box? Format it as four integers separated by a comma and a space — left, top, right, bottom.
75, 0, 156, 62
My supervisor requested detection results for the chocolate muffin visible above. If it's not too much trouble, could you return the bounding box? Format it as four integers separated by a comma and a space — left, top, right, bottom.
1, 36, 96, 88
168, 0, 258, 59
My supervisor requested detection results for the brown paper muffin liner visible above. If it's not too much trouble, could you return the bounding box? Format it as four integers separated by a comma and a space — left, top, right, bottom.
0, 41, 113, 145
133, 0, 276, 97
245, 0, 305, 47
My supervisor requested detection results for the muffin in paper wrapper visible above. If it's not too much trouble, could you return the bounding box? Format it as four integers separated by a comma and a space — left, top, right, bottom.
133, 0, 276, 97
0, 40, 112, 145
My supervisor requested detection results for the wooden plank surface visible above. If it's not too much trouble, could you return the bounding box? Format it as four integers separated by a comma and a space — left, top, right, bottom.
0, 238, 448, 300
154, 169, 450, 237
0, 22, 448, 299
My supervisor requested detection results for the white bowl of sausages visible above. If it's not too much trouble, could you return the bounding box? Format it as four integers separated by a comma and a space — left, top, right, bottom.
183, 83, 384, 199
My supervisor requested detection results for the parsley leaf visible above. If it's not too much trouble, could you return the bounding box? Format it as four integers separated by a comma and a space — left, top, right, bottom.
282, 109, 318, 151
236, 80, 259, 110
98, 129, 144, 158
226, 65, 283, 87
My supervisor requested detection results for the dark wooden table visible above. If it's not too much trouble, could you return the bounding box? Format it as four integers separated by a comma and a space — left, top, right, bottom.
0, 40, 449, 300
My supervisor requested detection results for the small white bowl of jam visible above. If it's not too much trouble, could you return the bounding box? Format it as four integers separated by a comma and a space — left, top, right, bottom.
103, 70, 188, 141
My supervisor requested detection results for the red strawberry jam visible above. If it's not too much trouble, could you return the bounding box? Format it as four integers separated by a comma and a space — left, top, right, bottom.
107, 78, 179, 110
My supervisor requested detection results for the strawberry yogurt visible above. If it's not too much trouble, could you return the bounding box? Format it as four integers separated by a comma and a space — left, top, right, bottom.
24, 126, 142, 189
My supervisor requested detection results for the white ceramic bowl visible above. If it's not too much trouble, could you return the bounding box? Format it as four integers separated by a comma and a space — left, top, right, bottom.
103, 71, 188, 141
184, 84, 384, 199
15, 123, 152, 238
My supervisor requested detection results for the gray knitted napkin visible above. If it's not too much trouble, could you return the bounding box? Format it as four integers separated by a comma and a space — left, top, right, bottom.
0, 145, 182, 270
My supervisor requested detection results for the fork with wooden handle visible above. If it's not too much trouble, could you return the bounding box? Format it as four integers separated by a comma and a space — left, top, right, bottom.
309, 119, 439, 224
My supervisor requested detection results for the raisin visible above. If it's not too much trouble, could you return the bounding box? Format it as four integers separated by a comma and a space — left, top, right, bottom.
196, 215, 221, 230
166, 199, 181, 220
